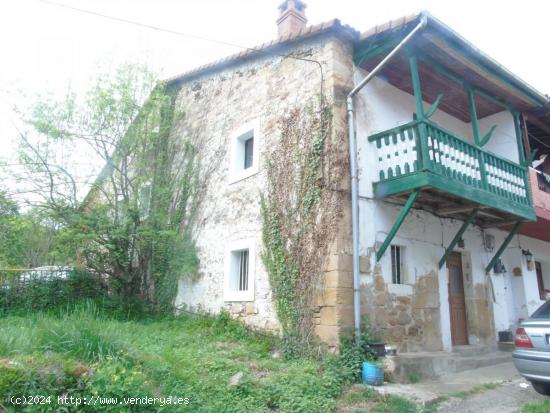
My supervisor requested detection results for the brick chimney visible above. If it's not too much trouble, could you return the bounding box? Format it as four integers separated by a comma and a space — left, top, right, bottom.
277, 0, 307, 37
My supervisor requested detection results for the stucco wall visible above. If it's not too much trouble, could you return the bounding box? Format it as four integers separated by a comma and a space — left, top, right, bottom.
353, 68, 548, 352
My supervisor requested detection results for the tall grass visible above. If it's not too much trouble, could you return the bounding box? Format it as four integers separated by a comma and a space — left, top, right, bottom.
0, 301, 123, 362
0, 302, 351, 412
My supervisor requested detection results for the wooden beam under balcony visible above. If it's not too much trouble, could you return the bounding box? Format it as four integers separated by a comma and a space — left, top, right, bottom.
376, 189, 420, 262
437, 205, 481, 215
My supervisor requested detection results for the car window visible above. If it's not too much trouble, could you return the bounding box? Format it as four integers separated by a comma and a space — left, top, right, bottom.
531, 300, 550, 318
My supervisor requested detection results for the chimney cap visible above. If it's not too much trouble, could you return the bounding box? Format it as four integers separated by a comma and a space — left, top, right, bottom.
277, 0, 307, 37
278, 0, 307, 13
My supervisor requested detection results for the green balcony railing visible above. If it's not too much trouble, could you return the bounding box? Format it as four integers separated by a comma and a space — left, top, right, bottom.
368, 119, 534, 218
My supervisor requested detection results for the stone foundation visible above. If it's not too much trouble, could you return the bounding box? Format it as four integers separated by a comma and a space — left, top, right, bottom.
362, 266, 443, 353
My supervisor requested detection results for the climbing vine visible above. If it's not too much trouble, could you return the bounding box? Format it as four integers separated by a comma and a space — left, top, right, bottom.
261, 101, 348, 351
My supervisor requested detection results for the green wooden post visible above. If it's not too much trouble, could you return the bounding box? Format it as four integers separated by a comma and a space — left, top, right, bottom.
485, 221, 522, 273
511, 113, 533, 206
376, 189, 420, 262
513, 112, 526, 165
467, 87, 481, 146
410, 55, 424, 119
409, 55, 431, 171
438, 208, 478, 269
465, 87, 489, 190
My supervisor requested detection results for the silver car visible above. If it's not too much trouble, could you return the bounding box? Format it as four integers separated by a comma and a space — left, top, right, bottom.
513, 300, 550, 396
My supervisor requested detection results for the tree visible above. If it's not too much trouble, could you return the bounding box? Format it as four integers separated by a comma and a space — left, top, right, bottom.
0, 191, 57, 268
15, 64, 200, 311
0, 191, 26, 267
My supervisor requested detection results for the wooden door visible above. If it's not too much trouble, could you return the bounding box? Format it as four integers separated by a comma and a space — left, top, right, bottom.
535, 261, 545, 300
447, 252, 468, 345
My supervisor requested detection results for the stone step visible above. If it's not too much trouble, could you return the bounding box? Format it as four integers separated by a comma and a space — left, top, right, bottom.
389, 350, 512, 382
451, 352, 511, 373
451, 345, 492, 357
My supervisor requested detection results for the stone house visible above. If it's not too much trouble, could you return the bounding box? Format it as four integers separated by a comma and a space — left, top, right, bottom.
123, 2, 550, 362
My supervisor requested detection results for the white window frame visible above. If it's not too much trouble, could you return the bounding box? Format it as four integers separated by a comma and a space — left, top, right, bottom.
228, 120, 261, 184
224, 239, 256, 302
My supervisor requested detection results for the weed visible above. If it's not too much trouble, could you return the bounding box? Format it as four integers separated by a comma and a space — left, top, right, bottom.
0, 303, 343, 412
449, 382, 498, 399
407, 372, 421, 384
520, 399, 550, 413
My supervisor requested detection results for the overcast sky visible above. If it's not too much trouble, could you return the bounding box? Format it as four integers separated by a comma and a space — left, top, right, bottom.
1, 0, 549, 201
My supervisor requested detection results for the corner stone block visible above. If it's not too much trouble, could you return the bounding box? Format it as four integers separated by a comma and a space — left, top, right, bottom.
314, 324, 340, 347
324, 270, 353, 289
325, 254, 353, 272
320, 306, 338, 326
323, 287, 354, 306
337, 304, 354, 325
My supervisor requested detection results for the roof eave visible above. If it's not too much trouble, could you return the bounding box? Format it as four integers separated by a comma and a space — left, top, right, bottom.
165, 19, 359, 87
422, 11, 549, 107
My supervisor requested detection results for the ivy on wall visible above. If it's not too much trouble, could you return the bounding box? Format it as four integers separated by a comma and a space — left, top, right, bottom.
261, 101, 348, 352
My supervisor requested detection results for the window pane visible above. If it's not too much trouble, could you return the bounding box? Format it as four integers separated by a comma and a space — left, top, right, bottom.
396, 247, 401, 284
244, 137, 254, 169
391, 246, 402, 284
239, 250, 249, 291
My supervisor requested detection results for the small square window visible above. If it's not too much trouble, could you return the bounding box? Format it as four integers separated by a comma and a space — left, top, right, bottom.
391, 245, 403, 284
228, 120, 260, 184
224, 239, 255, 301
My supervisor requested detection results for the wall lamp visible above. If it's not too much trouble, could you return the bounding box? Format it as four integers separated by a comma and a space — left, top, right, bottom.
522, 249, 534, 270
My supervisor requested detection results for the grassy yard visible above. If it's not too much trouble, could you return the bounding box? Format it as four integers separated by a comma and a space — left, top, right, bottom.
0, 303, 345, 412
0, 301, 427, 413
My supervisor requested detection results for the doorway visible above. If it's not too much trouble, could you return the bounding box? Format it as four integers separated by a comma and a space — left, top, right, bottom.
447, 252, 468, 345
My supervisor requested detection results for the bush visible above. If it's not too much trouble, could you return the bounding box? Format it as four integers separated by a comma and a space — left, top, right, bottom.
0, 270, 108, 315
337, 321, 379, 383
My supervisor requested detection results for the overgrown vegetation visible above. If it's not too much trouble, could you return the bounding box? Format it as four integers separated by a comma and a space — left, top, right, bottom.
337, 385, 420, 413
448, 382, 498, 399
0, 301, 357, 413
0, 269, 107, 315
261, 101, 348, 351
0, 192, 59, 268
520, 399, 550, 413
13, 64, 200, 312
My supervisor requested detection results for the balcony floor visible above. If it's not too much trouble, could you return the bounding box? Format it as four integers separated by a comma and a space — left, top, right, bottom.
375, 171, 536, 228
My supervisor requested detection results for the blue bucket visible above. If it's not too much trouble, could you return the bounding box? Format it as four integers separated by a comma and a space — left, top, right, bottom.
362, 361, 384, 386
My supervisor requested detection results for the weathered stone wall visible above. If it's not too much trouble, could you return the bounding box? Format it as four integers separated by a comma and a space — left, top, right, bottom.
170, 32, 354, 343
354, 202, 505, 353
361, 265, 443, 353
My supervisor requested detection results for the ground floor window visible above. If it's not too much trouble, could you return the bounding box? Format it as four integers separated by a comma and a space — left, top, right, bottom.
224, 239, 255, 301
391, 245, 403, 284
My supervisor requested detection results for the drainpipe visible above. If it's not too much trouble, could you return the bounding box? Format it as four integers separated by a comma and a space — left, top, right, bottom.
347, 14, 428, 343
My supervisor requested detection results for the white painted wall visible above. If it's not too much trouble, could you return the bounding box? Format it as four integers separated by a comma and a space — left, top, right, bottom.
478, 111, 519, 163
515, 236, 550, 315
540, 261, 550, 294
354, 67, 550, 349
